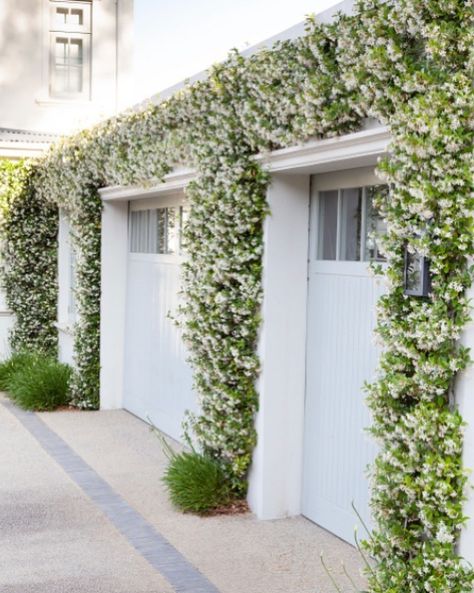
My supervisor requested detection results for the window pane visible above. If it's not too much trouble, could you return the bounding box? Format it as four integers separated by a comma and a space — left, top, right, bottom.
130, 207, 186, 255
147, 209, 156, 253
53, 66, 68, 93
55, 7, 68, 25
167, 208, 179, 254
130, 211, 139, 252
53, 37, 83, 94
179, 206, 189, 254
130, 210, 156, 253
365, 185, 388, 261
339, 188, 362, 261
55, 38, 68, 64
157, 208, 166, 254
69, 39, 83, 64
69, 9, 84, 25
405, 251, 423, 293
317, 190, 338, 260
139, 210, 149, 252
68, 66, 82, 93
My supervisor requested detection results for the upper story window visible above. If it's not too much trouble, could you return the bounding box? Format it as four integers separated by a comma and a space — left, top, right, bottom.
317, 185, 387, 262
49, 1, 92, 99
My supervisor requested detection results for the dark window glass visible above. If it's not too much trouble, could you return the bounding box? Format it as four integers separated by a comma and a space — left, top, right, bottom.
317, 190, 338, 260
340, 187, 362, 261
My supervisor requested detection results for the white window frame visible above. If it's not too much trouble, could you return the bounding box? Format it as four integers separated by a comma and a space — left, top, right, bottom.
49, 0, 92, 34
128, 195, 187, 263
316, 187, 367, 262
49, 32, 91, 99
45, 0, 92, 101
310, 167, 386, 265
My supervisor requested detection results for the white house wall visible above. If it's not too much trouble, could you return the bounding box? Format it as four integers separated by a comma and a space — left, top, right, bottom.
99, 200, 129, 410
0, 0, 133, 135
57, 211, 75, 366
456, 276, 474, 567
247, 174, 310, 518
0, 288, 13, 360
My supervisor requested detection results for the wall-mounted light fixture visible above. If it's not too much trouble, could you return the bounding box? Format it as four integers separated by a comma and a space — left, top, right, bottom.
404, 245, 431, 297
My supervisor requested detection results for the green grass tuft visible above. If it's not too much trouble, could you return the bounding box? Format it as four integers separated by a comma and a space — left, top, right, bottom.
162, 450, 232, 513
6, 353, 72, 411
0, 352, 35, 392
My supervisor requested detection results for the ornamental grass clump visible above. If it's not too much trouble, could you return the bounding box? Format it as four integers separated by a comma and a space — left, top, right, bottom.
0, 351, 34, 392
6, 353, 72, 411
163, 449, 232, 514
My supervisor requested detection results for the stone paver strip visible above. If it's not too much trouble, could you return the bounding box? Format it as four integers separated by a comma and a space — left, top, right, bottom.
38, 407, 366, 593
2, 400, 221, 593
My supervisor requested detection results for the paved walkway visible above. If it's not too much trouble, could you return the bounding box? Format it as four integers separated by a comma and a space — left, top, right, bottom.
0, 395, 364, 593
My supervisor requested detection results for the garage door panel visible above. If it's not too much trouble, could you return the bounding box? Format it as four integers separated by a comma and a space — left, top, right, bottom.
302, 179, 385, 544
303, 267, 381, 542
123, 206, 197, 443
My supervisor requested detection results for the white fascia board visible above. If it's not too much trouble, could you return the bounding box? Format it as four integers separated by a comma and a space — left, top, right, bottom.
259, 126, 390, 174
0, 143, 46, 159
99, 167, 195, 202
99, 126, 391, 201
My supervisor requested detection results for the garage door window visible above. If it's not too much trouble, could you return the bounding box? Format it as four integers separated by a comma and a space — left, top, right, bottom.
130, 206, 186, 254
317, 185, 387, 262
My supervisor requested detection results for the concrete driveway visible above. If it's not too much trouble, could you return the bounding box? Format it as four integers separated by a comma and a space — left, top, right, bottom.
0, 395, 365, 593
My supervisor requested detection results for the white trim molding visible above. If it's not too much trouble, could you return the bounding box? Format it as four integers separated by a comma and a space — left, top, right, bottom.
0, 143, 48, 159
99, 126, 391, 200
100, 167, 195, 202
259, 126, 390, 174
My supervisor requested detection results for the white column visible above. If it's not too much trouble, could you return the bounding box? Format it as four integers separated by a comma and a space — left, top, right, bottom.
0, 291, 13, 361
100, 200, 129, 410
57, 210, 75, 366
457, 278, 474, 566
247, 173, 310, 518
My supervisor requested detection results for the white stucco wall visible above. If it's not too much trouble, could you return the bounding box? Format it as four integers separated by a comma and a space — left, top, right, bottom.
99, 199, 129, 409
0, 288, 13, 361
456, 279, 474, 568
247, 174, 310, 518
56, 211, 75, 366
0, 0, 133, 135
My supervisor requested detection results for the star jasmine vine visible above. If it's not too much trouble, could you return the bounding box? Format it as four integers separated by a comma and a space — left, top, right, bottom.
0, 162, 58, 355
0, 1, 473, 589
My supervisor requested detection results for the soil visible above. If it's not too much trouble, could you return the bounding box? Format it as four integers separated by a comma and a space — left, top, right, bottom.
205, 498, 250, 516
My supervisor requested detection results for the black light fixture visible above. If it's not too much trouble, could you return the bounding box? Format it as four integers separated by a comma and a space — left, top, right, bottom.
403, 245, 431, 297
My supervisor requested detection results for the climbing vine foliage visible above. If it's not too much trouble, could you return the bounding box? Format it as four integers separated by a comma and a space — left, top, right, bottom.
1, 1, 473, 589
0, 161, 58, 355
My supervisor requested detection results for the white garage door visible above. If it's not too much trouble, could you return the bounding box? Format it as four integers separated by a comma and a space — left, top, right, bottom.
123, 195, 196, 443
302, 169, 386, 544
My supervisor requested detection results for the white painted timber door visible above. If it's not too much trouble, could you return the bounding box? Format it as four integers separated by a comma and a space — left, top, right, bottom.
302, 168, 386, 544
123, 195, 196, 442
